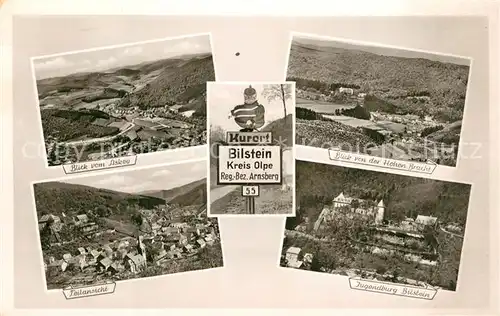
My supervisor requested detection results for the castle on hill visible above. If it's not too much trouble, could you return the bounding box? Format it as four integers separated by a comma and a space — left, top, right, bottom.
313, 192, 385, 231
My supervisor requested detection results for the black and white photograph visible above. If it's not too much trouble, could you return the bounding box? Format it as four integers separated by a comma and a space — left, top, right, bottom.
288, 33, 471, 167
33, 160, 223, 290
32, 33, 215, 167
281, 160, 471, 292
207, 82, 295, 216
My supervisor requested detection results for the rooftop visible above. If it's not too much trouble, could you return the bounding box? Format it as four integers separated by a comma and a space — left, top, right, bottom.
287, 247, 301, 255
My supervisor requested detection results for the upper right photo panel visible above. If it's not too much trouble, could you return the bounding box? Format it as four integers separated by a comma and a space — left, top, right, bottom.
288, 33, 472, 167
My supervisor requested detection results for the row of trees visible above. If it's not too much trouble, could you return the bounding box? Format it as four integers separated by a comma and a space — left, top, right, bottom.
420, 125, 445, 137
42, 109, 119, 143
287, 76, 361, 94
294, 160, 471, 227
338, 105, 371, 120
296, 107, 327, 121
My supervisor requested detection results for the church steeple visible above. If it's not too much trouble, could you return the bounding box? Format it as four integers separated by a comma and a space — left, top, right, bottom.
137, 235, 147, 263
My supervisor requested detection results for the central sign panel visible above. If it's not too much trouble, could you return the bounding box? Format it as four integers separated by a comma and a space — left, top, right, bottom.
217, 131, 282, 185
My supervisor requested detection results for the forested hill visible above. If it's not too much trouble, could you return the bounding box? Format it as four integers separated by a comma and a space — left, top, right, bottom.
295, 160, 471, 227
35, 54, 211, 98
33, 181, 166, 218
262, 114, 293, 147
139, 178, 207, 206
287, 41, 470, 122
118, 55, 215, 115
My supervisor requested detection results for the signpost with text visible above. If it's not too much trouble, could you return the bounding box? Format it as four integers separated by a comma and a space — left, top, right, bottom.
217, 131, 282, 214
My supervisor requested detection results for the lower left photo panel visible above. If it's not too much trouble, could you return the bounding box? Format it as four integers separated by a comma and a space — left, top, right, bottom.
32, 159, 223, 291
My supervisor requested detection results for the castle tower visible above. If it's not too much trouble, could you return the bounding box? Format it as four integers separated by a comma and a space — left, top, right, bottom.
375, 200, 385, 225
137, 235, 147, 263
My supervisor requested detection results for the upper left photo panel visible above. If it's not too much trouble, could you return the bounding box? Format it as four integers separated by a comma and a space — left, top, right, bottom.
31, 33, 215, 173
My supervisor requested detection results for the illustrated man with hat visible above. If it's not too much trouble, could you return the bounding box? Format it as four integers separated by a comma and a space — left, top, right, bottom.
229, 85, 266, 132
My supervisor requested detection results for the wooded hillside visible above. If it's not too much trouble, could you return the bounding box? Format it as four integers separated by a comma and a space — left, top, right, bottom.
287, 42, 470, 122
293, 160, 471, 228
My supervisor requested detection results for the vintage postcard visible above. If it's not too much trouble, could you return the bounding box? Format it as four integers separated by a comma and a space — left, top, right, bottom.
207, 82, 295, 216
280, 159, 472, 298
31, 33, 215, 174
288, 33, 472, 170
32, 160, 223, 292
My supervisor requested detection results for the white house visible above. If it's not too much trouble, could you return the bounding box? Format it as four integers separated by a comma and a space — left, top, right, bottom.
285, 247, 303, 269
339, 87, 354, 95
285, 247, 301, 263
415, 215, 438, 227
333, 192, 354, 208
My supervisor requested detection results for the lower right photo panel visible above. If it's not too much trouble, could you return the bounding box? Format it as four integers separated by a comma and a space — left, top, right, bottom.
280, 159, 471, 297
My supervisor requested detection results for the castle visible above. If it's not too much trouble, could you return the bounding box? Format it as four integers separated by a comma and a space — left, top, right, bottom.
313, 192, 385, 231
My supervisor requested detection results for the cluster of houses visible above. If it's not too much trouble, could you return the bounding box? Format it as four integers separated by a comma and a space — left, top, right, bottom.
370, 111, 441, 133
44, 235, 150, 276
312, 191, 444, 233
39, 213, 100, 244
284, 247, 314, 269
396, 215, 438, 232
48, 108, 203, 164
296, 87, 365, 104
98, 100, 198, 121
41, 206, 219, 281
284, 241, 438, 286
98, 104, 178, 119
284, 195, 445, 272
365, 111, 456, 163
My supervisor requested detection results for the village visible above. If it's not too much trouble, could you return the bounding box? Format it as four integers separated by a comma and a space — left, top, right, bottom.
295, 86, 458, 165
282, 191, 465, 289
44, 101, 206, 166
39, 203, 220, 290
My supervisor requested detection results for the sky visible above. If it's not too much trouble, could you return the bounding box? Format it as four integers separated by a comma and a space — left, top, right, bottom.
294, 35, 471, 66
33, 34, 212, 79
208, 83, 294, 132
60, 160, 206, 194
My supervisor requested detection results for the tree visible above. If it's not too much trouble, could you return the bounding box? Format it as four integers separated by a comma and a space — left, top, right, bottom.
95, 205, 109, 218
40, 225, 53, 250
131, 213, 143, 227
351, 199, 360, 210
210, 125, 226, 144
310, 256, 322, 271
198, 243, 223, 268
146, 244, 161, 263
262, 84, 293, 119
280, 255, 288, 267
